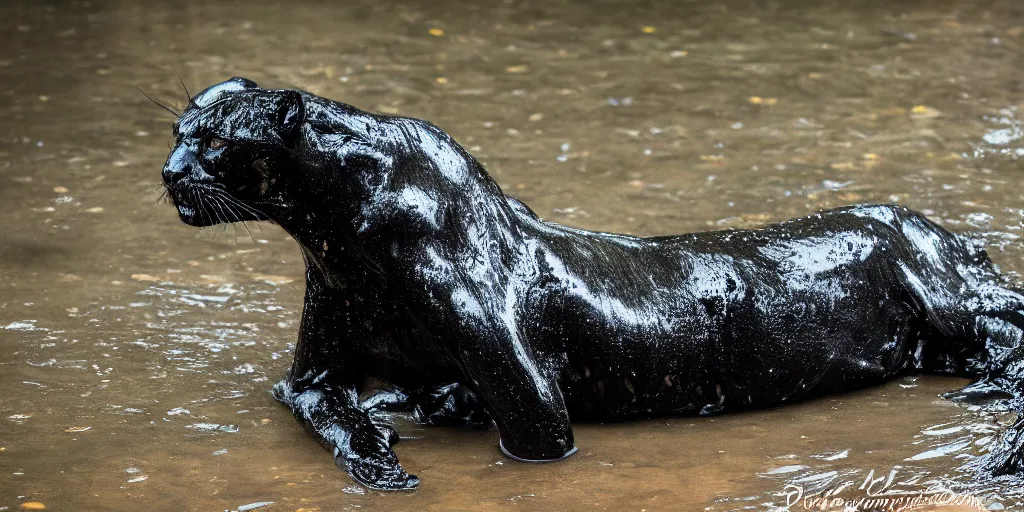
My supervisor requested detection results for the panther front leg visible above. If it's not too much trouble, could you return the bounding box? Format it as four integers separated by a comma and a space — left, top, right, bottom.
272, 376, 417, 489
273, 265, 418, 490
452, 304, 576, 462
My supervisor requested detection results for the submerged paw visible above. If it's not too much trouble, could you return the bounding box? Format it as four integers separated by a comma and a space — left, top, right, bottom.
345, 456, 420, 491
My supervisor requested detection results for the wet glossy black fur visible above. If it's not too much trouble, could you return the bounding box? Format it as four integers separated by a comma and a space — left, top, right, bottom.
160, 78, 1024, 490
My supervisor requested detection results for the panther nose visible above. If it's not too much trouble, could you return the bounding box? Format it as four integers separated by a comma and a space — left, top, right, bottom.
162, 166, 189, 186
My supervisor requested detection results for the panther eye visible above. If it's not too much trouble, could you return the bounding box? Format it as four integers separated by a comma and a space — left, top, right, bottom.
209, 137, 227, 150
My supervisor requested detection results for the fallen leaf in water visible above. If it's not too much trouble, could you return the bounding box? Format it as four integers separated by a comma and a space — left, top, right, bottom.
670, 50, 689, 58
830, 162, 857, 171
64, 426, 91, 433
748, 96, 778, 106
505, 65, 529, 73
199, 274, 227, 284
910, 105, 941, 119
743, 214, 773, 223
251, 274, 295, 286
861, 153, 879, 160
641, 25, 657, 33
627, 180, 645, 188
261, 418, 272, 424
53, 186, 68, 194
428, 28, 444, 37
286, 482, 297, 487
434, 77, 448, 84
130, 274, 160, 282
57, 273, 83, 283
19, 503, 45, 510
0, 446, 6, 452
85, 207, 104, 213
528, 113, 544, 122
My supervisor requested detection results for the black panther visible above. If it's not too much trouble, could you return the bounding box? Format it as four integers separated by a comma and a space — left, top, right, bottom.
158, 77, 1024, 490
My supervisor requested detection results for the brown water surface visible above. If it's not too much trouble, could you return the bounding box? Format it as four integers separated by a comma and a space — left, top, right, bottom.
2, 0, 1024, 510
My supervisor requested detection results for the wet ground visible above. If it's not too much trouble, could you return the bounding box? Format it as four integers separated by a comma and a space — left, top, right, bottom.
2, 0, 1024, 510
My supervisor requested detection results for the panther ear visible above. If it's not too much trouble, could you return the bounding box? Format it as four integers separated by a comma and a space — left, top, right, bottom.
276, 90, 305, 145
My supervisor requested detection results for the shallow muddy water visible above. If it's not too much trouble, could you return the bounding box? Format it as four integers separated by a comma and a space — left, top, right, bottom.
2, 0, 1024, 510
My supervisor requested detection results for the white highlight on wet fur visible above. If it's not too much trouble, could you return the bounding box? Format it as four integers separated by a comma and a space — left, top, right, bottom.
497, 282, 552, 401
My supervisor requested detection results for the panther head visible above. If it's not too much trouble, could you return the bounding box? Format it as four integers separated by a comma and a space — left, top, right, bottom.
161, 77, 487, 241
161, 77, 306, 227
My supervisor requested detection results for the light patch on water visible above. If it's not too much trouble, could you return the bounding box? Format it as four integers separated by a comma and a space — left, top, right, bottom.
186, 423, 239, 433
906, 437, 973, 461
236, 502, 274, 511
983, 128, 1021, 145
233, 363, 256, 374
3, 320, 47, 331
788, 470, 839, 486
965, 212, 994, 228
181, 293, 232, 305
810, 449, 849, 461
972, 107, 1024, 159
921, 423, 964, 436
760, 464, 808, 476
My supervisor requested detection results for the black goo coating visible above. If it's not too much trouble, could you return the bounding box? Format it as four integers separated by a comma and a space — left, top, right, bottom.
159, 77, 1024, 490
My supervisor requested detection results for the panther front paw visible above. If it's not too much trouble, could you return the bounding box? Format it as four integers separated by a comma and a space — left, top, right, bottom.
343, 455, 420, 491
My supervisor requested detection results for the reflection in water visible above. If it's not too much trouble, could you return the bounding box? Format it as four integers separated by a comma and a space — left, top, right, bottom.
2, 0, 1024, 509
